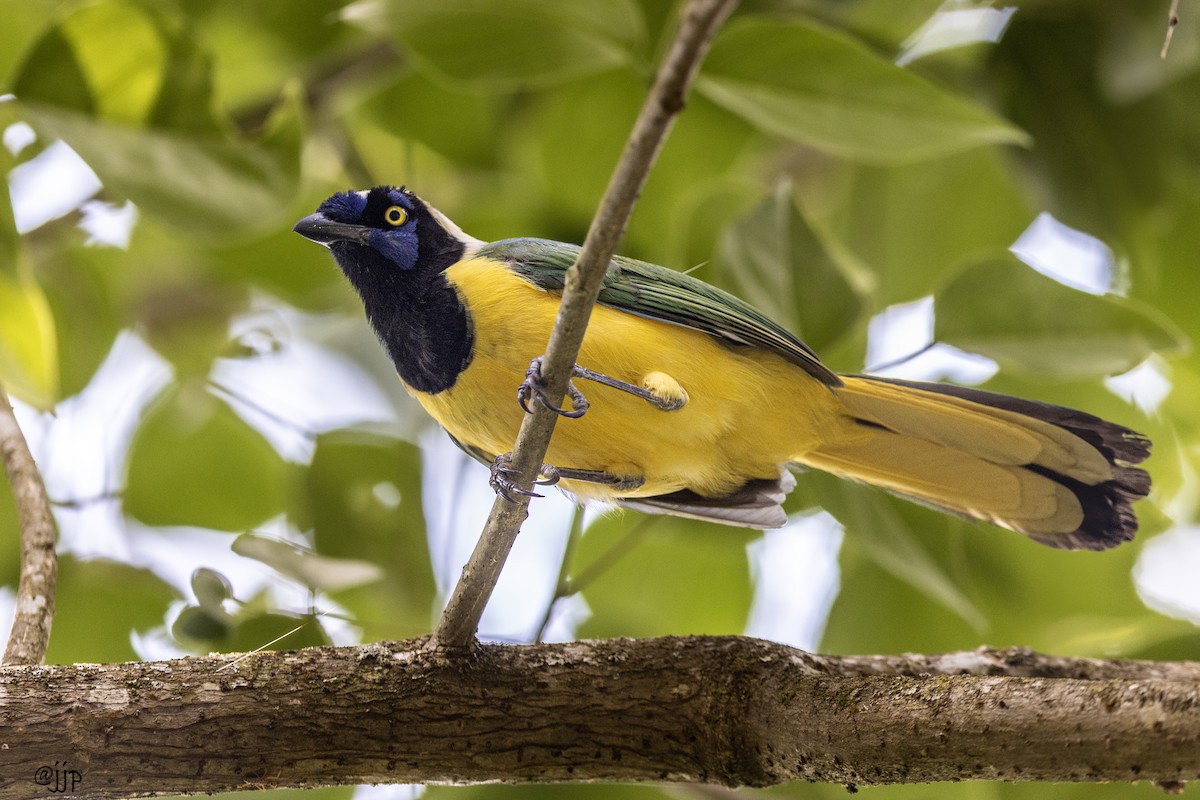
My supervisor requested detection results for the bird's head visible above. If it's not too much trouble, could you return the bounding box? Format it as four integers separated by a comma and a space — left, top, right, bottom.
294, 185, 481, 284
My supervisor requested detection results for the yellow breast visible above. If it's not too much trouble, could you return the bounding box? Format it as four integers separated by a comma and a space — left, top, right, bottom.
409, 256, 853, 501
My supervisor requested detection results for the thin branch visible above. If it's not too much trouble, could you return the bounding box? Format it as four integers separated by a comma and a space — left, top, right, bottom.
532, 504, 584, 643
1163, 0, 1181, 58
864, 341, 936, 374
3, 637, 1200, 797
431, 0, 740, 650
0, 383, 57, 666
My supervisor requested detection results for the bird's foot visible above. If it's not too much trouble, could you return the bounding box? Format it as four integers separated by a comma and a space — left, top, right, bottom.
518, 357, 590, 418
489, 453, 561, 502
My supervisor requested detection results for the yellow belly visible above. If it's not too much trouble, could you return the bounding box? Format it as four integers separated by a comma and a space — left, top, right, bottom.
409, 256, 857, 501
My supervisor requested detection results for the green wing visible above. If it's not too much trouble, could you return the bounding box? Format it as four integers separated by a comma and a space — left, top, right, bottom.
475, 237, 841, 387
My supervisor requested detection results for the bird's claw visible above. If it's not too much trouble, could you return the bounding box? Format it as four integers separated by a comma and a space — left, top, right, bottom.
517, 357, 590, 418
489, 453, 544, 501
535, 464, 561, 487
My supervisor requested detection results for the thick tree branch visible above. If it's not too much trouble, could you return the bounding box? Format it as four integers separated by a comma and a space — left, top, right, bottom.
432, 0, 739, 649
0, 383, 56, 666
2, 637, 1198, 798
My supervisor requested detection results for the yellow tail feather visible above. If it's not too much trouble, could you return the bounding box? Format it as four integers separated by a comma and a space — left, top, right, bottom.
796, 376, 1150, 550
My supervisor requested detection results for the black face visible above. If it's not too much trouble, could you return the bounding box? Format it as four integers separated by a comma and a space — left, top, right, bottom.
294, 186, 420, 271
293, 186, 475, 395
295, 186, 467, 280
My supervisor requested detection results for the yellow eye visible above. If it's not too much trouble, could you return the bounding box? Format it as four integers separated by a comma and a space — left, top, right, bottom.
384, 205, 408, 226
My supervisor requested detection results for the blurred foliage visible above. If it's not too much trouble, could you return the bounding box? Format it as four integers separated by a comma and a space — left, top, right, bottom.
2, 0, 1199, 797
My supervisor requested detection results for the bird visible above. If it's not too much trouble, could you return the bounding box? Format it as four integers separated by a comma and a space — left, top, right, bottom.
294, 185, 1150, 551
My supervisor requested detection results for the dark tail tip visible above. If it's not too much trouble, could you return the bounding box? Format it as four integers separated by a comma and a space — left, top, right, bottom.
861, 376, 1151, 551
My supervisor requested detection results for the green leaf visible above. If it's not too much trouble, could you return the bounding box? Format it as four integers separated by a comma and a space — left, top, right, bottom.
526, 69, 756, 263
360, 0, 643, 90
935, 255, 1189, 378
0, 270, 59, 409
174, 605, 331, 652
820, 147, 1032, 307
357, 70, 506, 170
0, 105, 20, 270
0, 464, 21, 590
715, 181, 863, 352
192, 567, 234, 611
575, 514, 755, 638
11, 1, 302, 237
13, 2, 218, 128
300, 432, 437, 639
799, 471, 986, 632
172, 604, 233, 642
231, 532, 384, 593
221, 610, 332, 652
33, 242, 123, 398
125, 382, 292, 530
0, 1, 58, 88
697, 17, 1028, 163
18, 101, 302, 237
44, 556, 177, 665
426, 784, 676, 800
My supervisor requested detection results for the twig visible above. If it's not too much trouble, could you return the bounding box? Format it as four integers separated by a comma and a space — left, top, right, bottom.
532, 504, 584, 643
1163, 0, 1181, 58
0, 383, 57, 665
531, 513, 658, 643
430, 0, 740, 649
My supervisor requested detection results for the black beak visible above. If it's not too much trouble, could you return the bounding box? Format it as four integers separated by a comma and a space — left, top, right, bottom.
293, 213, 371, 246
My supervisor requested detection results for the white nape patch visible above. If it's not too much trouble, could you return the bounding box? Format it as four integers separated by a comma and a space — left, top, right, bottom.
897, 4, 1017, 67
1134, 526, 1200, 626
79, 199, 138, 249
866, 296, 998, 384
1011, 212, 1116, 295
424, 200, 486, 257
1105, 356, 1172, 416
8, 139, 102, 232
745, 512, 843, 651
3, 121, 36, 157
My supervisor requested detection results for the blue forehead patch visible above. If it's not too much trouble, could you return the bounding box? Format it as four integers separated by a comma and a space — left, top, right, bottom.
317, 191, 368, 222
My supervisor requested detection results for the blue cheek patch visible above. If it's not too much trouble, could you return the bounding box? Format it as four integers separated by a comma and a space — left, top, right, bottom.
318, 191, 368, 222
367, 229, 419, 270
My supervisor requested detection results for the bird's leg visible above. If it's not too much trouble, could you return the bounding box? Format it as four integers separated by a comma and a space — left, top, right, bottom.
541, 464, 645, 492
573, 366, 688, 411
489, 455, 645, 501
518, 357, 687, 418
518, 358, 589, 418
